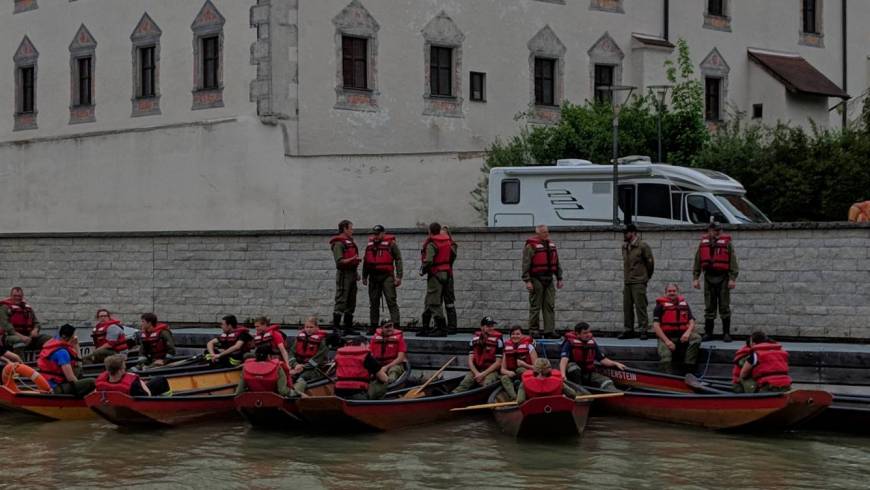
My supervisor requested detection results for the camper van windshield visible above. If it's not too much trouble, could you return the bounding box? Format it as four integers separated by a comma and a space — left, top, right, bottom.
715, 195, 770, 223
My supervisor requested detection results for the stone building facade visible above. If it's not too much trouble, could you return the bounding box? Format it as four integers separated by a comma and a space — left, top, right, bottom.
0, 0, 866, 232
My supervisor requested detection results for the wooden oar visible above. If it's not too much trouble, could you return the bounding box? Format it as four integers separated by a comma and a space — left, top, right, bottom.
452, 391, 626, 411
402, 356, 456, 399
575, 392, 624, 401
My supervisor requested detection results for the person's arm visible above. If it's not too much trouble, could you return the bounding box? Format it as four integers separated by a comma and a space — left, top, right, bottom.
479, 357, 502, 378
739, 354, 754, 380
692, 247, 702, 286
53, 350, 77, 382
311, 341, 329, 366
2, 351, 22, 364
681, 306, 696, 342
392, 242, 404, 281
385, 351, 406, 370
518, 345, 538, 370
287, 339, 299, 368
559, 341, 570, 377
597, 345, 626, 370
276, 336, 292, 368
556, 251, 564, 283
521, 245, 533, 285
652, 304, 674, 349
138, 379, 152, 397
466, 352, 480, 377
643, 242, 655, 279
559, 357, 569, 378
276, 368, 291, 397
30, 311, 41, 336
162, 331, 176, 357
365, 354, 389, 384
423, 242, 437, 270
206, 338, 219, 356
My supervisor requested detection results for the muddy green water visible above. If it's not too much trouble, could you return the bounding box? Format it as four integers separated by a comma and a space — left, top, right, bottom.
1, 413, 866, 489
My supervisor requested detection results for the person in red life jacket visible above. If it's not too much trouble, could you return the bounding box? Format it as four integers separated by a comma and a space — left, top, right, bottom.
236, 344, 292, 397
0, 287, 52, 352
330, 219, 361, 339
362, 225, 403, 334
652, 284, 702, 375
738, 331, 792, 393
138, 313, 176, 368
334, 336, 389, 400
453, 317, 505, 393
205, 315, 253, 368
37, 324, 95, 396
692, 221, 739, 342
251, 316, 291, 370
521, 225, 564, 339
499, 326, 538, 401
95, 354, 170, 396
287, 316, 330, 394
560, 322, 625, 391
367, 320, 408, 400
516, 358, 577, 403
85, 308, 129, 364
418, 222, 459, 337
731, 338, 755, 393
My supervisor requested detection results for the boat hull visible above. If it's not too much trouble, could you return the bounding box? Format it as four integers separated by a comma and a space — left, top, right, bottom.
493, 395, 590, 438
234, 381, 335, 429
85, 389, 237, 427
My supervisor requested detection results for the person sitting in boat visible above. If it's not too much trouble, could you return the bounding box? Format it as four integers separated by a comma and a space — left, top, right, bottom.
516, 358, 577, 403
236, 344, 293, 397
95, 354, 170, 396
452, 317, 504, 393
287, 316, 329, 395
731, 338, 755, 393
86, 309, 129, 364
652, 284, 702, 375
334, 336, 389, 400
138, 313, 176, 368
1, 287, 52, 353
367, 320, 408, 400
0, 324, 23, 365
251, 316, 292, 369
736, 331, 792, 393
37, 324, 96, 397
560, 322, 625, 392
499, 325, 537, 401
206, 315, 253, 368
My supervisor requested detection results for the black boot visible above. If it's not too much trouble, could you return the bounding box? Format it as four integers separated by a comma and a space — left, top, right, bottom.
429, 317, 448, 337
722, 318, 732, 343
618, 330, 636, 340
417, 311, 433, 337
445, 307, 458, 335
702, 319, 715, 342
343, 313, 359, 336
639, 328, 649, 341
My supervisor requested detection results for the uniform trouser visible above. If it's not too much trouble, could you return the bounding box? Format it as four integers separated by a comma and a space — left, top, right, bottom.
292, 367, 326, 395
732, 378, 756, 393
453, 371, 499, 393
52, 378, 96, 398
368, 364, 405, 400
10, 333, 52, 353
86, 346, 127, 364
703, 274, 731, 321
656, 333, 702, 374
333, 270, 358, 317
528, 277, 556, 334
757, 384, 790, 393
425, 273, 454, 322
516, 382, 578, 404
564, 363, 616, 392
623, 283, 649, 332
368, 273, 400, 327
499, 367, 528, 400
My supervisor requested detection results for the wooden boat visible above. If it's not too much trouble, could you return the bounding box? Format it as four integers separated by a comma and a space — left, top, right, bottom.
488, 386, 591, 438
294, 375, 498, 432
597, 366, 697, 393
235, 361, 410, 430
0, 366, 241, 421
85, 386, 238, 428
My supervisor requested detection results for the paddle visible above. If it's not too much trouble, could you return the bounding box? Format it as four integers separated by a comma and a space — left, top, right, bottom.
134, 354, 203, 372
685, 373, 731, 394
402, 356, 456, 399
451, 391, 625, 412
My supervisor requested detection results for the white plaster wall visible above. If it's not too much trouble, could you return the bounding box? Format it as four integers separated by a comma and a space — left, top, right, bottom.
746, 61, 787, 126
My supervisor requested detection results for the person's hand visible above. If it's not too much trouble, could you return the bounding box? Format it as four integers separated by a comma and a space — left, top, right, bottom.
680, 332, 691, 343
692, 279, 700, 289
153, 359, 166, 367
395, 277, 402, 288
557, 280, 564, 289
666, 340, 676, 352
728, 279, 736, 290
506, 370, 516, 378
362, 277, 368, 286
615, 362, 626, 371
292, 365, 305, 375
19, 336, 31, 346
474, 372, 486, 384
525, 282, 534, 292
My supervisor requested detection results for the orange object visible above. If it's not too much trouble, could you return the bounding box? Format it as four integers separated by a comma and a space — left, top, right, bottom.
2, 363, 52, 393
848, 201, 870, 222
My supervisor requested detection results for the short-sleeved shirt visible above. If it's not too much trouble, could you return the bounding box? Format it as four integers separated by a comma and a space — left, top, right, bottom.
652, 302, 695, 323
560, 340, 606, 362
47, 348, 72, 388
105, 324, 125, 343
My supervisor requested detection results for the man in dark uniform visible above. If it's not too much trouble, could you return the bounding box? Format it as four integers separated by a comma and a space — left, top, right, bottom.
693, 221, 739, 342
521, 225, 563, 339
419, 222, 458, 337
620, 224, 655, 340
363, 225, 403, 333
330, 220, 361, 337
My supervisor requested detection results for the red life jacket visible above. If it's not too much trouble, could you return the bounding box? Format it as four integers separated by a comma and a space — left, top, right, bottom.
751, 342, 792, 388
564, 332, 597, 373
1, 298, 37, 336
521, 369, 564, 398
293, 329, 325, 364
37, 338, 78, 385
242, 359, 282, 392
141, 323, 171, 360
656, 296, 691, 336
503, 337, 534, 371
526, 237, 559, 276
364, 235, 397, 273
91, 319, 128, 352
370, 328, 404, 365
330, 234, 360, 270
217, 327, 250, 352
732, 345, 753, 384
698, 234, 732, 272
420, 234, 454, 275
335, 345, 371, 391
95, 372, 140, 395
253, 324, 285, 355
471, 330, 502, 371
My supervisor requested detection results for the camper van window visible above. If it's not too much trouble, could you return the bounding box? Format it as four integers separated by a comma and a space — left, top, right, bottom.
715, 194, 769, 223
637, 184, 671, 219
501, 179, 520, 205
671, 193, 684, 221
687, 195, 727, 224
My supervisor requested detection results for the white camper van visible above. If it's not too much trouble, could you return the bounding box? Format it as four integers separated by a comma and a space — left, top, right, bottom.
488, 157, 770, 227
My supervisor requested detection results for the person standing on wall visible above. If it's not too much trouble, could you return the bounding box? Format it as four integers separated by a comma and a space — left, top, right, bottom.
522, 225, 563, 339
693, 221, 739, 342
362, 225, 403, 334
329, 220, 361, 338
620, 224, 655, 340
418, 222, 457, 337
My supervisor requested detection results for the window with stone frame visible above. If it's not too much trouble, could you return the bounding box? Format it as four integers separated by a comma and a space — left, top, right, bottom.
708, 0, 724, 17
69, 24, 97, 124
527, 25, 566, 123
700, 48, 730, 123
587, 33, 623, 105
422, 11, 464, 117
191, 0, 225, 110
589, 0, 624, 14
594, 64, 615, 104
800, 0, 824, 47
131, 12, 162, 117
13, 35, 38, 131
470, 72, 486, 102
705, 77, 722, 121
703, 0, 731, 31
333, 0, 380, 112
13, 0, 37, 14
534, 58, 556, 106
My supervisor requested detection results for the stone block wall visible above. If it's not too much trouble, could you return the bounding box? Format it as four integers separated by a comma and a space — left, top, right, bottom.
1, 223, 868, 339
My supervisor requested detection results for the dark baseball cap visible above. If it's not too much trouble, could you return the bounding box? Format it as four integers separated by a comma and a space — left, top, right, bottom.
372, 224, 385, 233
480, 316, 497, 326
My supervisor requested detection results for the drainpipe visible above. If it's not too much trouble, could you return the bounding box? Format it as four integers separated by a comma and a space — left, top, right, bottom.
663, 0, 670, 41
841, 0, 848, 128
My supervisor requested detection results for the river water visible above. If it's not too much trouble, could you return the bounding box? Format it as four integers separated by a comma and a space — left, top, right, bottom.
2, 411, 867, 490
